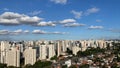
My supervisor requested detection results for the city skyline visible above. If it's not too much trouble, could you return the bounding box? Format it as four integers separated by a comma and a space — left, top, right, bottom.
0, 0, 120, 40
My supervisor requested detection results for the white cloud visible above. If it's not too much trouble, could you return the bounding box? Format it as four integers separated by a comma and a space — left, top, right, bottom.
37, 21, 56, 26
32, 30, 47, 34
71, 10, 83, 19
24, 30, 29, 33
0, 30, 9, 35
0, 12, 24, 19
32, 29, 68, 35
29, 10, 42, 16
0, 18, 20, 25
0, 12, 43, 25
50, 0, 67, 4
88, 25, 103, 29
71, 7, 100, 18
60, 19, 76, 24
18, 16, 42, 24
11, 29, 23, 35
0, 29, 69, 35
85, 7, 100, 15
63, 23, 85, 27
52, 31, 68, 34
0, 29, 25, 35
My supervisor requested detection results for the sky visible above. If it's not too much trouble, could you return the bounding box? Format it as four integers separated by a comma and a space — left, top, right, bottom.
0, 0, 120, 40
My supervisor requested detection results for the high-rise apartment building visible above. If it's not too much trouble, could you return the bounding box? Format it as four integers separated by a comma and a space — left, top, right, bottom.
6, 47, 20, 67
24, 47, 36, 65
47, 44, 55, 59
39, 44, 47, 60
0, 41, 10, 64
72, 46, 80, 55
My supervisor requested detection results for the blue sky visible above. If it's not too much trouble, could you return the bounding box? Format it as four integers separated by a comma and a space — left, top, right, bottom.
0, 0, 120, 40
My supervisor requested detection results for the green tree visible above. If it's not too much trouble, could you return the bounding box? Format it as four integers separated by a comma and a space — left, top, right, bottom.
79, 64, 89, 68
77, 47, 106, 57
66, 48, 73, 55
62, 65, 67, 68
50, 55, 57, 60
24, 64, 33, 68
0, 63, 7, 68
7, 66, 19, 68
33, 60, 52, 68
69, 65, 77, 68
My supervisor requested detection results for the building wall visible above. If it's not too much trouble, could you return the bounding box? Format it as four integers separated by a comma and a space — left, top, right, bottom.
24, 47, 36, 65
39, 45, 47, 60
6, 48, 20, 67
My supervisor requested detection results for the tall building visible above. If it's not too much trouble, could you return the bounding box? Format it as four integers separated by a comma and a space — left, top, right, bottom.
47, 44, 55, 59
98, 40, 107, 48
0, 41, 10, 63
39, 44, 47, 60
24, 47, 36, 65
80, 41, 87, 51
72, 46, 80, 55
6, 47, 20, 67
56, 41, 62, 57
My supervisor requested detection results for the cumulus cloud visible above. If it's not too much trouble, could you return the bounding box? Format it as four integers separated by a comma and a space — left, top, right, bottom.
32, 30, 47, 34
59, 19, 76, 24
52, 31, 68, 34
63, 23, 85, 27
18, 16, 41, 24
71, 10, 83, 19
0, 12, 43, 26
24, 30, 29, 33
85, 7, 100, 15
32, 29, 68, 34
0, 12, 24, 19
0, 29, 30, 35
0, 30, 9, 35
88, 25, 103, 29
50, 0, 67, 4
29, 10, 42, 16
37, 21, 56, 26
0, 29, 23, 35
71, 7, 100, 18
10, 29, 23, 35
0, 18, 20, 25
0, 29, 69, 35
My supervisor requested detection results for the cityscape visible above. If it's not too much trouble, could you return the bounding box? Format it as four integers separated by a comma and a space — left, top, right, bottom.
0, 0, 120, 68
0, 40, 120, 68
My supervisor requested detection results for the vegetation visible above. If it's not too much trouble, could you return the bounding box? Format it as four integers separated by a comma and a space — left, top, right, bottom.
62, 65, 67, 68
50, 55, 57, 60
23, 60, 52, 68
66, 48, 73, 55
24, 64, 33, 68
77, 47, 105, 57
33, 60, 52, 68
69, 65, 77, 68
79, 64, 89, 68
0, 63, 7, 68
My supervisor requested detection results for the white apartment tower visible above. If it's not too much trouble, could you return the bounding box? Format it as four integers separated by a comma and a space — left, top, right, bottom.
39, 45, 47, 60
6, 47, 20, 67
47, 44, 55, 59
57, 41, 62, 57
24, 47, 36, 65
0, 41, 10, 64
72, 46, 80, 55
